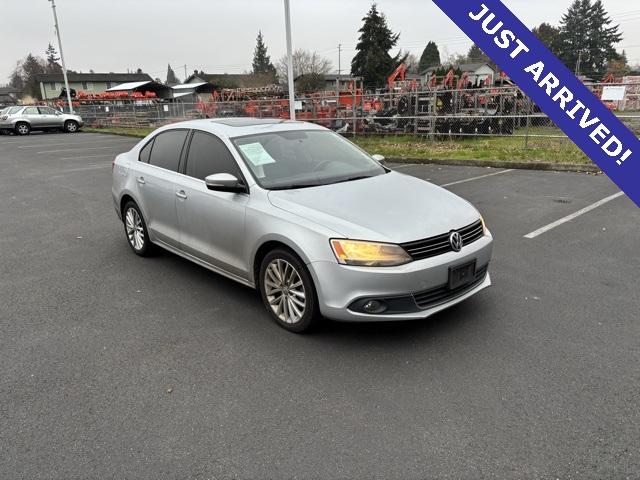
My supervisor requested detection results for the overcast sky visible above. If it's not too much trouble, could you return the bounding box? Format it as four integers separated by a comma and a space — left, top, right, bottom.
2, 0, 639, 83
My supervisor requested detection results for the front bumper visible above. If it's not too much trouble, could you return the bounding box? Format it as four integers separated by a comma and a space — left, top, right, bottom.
309, 234, 493, 322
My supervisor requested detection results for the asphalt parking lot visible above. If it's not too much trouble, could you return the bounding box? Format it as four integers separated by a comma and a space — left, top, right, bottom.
1, 131, 639, 479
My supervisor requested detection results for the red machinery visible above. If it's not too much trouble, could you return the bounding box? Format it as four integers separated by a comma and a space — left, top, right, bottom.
387, 63, 407, 90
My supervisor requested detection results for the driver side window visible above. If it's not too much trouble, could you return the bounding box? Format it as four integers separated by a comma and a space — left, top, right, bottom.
185, 131, 242, 181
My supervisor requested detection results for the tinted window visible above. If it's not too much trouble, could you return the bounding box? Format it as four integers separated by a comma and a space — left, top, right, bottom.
139, 138, 154, 163
23, 107, 39, 115
148, 130, 188, 172
38, 107, 55, 114
186, 131, 241, 180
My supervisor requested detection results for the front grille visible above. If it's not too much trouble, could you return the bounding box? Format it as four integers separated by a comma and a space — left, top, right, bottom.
400, 220, 484, 261
413, 264, 488, 309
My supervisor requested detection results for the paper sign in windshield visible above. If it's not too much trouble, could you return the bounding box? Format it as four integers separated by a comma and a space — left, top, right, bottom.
239, 142, 277, 166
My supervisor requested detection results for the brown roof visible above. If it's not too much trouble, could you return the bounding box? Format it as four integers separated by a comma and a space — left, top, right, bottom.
35, 72, 153, 83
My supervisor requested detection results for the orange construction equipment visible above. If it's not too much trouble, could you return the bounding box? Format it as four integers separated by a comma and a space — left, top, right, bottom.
443, 68, 456, 89
387, 63, 407, 90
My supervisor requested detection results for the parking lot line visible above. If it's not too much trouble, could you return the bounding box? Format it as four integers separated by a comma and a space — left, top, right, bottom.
61, 154, 117, 160
439, 169, 514, 187
524, 191, 625, 239
17, 140, 133, 148
38, 146, 126, 154
56, 164, 113, 173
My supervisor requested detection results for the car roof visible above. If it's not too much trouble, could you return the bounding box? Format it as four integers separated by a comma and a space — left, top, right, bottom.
157, 117, 327, 139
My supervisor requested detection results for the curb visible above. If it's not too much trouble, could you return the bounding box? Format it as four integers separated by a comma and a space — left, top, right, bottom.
85, 129, 146, 139
84, 129, 600, 174
386, 157, 601, 174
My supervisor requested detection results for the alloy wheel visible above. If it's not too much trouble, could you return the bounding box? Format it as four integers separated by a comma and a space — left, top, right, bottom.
264, 258, 306, 324
125, 207, 145, 251
66, 121, 78, 132
16, 124, 29, 135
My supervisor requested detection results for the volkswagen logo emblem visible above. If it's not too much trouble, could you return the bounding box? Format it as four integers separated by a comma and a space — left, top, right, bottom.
449, 231, 463, 252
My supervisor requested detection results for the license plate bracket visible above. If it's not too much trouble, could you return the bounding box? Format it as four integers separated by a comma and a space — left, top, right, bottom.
448, 260, 477, 290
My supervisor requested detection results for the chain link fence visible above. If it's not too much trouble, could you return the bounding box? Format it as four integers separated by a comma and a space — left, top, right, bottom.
49, 83, 640, 151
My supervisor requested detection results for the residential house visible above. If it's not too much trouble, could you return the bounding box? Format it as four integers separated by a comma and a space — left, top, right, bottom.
0, 86, 20, 106
35, 72, 153, 100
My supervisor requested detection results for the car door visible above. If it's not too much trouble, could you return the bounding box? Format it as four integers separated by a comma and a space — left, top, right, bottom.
177, 130, 249, 278
22, 106, 45, 128
37, 107, 62, 128
133, 129, 188, 248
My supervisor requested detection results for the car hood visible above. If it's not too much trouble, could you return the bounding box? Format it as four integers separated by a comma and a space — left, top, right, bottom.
268, 171, 480, 243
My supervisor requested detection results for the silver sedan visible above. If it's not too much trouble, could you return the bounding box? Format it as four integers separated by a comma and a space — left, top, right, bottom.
112, 119, 493, 332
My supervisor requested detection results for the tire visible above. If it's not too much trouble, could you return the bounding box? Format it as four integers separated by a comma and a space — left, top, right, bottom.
15, 122, 30, 136
64, 120, 79, 133
122, 201, 154, 257
258, 248, 321, 333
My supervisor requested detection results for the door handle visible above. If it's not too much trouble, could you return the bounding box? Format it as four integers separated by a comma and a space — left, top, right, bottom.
136, 176, 145, 185
175, 190, 187, 199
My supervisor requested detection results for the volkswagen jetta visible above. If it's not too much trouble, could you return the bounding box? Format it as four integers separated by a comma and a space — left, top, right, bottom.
112, 118, 493, 332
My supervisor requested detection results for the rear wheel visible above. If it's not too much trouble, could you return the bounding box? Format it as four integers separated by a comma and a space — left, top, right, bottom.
15, 122, 30, 135
259, 249, 320, 333
123, 201, 154, 256
64, 120, 79, 133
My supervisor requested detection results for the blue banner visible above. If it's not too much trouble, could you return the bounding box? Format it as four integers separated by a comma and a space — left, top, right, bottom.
432, 0, 640, 208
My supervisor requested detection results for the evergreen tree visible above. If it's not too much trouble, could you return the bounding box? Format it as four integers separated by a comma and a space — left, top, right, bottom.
252, 31, 277, 78
558, 0, 621, 78
21, 54, 47, 98
9, 61, 25, 92
588, 0, 623, 79
418, 41, 441, 72
166, 64, 179, 85
351, 4, 402, 88
466, 44, 489, 63
532, 23, 561, 55
45, 43, 61, 73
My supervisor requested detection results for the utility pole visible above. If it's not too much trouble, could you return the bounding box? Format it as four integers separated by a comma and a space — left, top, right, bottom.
338, 44, 342, 75
283, 0, 295, 120
575, 51, 582, 77
183, 64, 187, 81
48, 0, 73, 113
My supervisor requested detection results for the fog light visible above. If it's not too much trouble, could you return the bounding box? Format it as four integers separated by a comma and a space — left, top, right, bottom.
362, 300, 388, 314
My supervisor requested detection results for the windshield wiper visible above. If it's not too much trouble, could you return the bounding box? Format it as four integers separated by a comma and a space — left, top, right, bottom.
328, 175, 374, 185
270, 182, 325, 190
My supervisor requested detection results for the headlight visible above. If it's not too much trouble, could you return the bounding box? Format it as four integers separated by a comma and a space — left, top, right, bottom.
330, 239, 411, 267
480, 215, 489, 235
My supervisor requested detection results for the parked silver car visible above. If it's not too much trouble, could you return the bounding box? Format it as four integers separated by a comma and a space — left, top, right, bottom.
0, 106, 83, 135
112, 119, 493, 332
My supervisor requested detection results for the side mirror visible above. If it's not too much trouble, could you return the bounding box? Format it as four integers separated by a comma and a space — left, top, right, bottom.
205, 173, 246, 193
372, 154, 386, 166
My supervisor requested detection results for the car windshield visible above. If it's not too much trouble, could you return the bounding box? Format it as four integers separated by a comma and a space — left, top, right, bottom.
232, 130, 386, 190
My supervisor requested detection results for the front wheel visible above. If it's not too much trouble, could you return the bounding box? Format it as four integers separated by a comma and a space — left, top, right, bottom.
15, 122, 30, 135
64, 120, 79, 133
123, 201, 154, 256
259, 249, 321, 333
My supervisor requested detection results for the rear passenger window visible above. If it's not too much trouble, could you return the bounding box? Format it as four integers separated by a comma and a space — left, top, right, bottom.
148, 130, 188, 172
185, 131, 241, 180
23, 107, 39, 115
139, 138, 154, 163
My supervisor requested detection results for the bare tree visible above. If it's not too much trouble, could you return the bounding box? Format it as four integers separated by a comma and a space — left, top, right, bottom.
276, 49, 332, 85
404, 53, 419, 73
